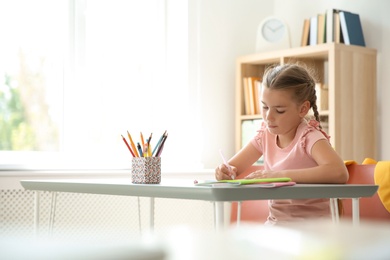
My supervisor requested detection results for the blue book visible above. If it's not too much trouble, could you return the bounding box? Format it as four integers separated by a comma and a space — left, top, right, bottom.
339, 11, 366, 47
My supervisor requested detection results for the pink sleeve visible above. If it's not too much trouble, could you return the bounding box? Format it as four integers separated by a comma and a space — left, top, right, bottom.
301, 120, 330, 156
304, 131, 328, 155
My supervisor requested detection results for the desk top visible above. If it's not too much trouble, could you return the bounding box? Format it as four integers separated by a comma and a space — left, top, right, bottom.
20, 179, 378, 202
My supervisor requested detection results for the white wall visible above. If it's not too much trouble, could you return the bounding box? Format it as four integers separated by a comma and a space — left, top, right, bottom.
189, 0, 273, 168
192, 0, 390, 168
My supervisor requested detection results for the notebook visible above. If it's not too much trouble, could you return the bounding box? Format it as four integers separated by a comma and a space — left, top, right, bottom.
195, 177, 295, 187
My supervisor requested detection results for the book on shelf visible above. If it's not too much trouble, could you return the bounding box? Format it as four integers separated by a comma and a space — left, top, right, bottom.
317, 13, 326, 44
242, 77, 251, 115
333, 11, 344, 43
326, 8, 344, 43
252, 77, 261, 115
300, 18, 310, 46
339, 11, 366, 46
242, 77, 261, 115
326, 9, 334, 43
248, 77, 255, 115
309, 16, 318, 46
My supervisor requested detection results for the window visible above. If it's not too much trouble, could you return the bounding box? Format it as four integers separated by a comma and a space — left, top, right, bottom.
0, 0, 202, 170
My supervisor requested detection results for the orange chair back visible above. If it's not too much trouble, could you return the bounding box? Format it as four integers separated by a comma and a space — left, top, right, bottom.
341, 164, 390, 221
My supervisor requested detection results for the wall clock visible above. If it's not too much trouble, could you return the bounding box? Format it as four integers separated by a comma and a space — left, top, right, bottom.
256, 16, 291, 52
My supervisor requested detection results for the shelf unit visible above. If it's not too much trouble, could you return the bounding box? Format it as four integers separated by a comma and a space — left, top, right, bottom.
235, 43, 377, 163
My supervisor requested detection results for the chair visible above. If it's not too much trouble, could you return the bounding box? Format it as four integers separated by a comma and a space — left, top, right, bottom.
340, 163, 390, 221
230, 165, 269, 224
230, 162, 390, 225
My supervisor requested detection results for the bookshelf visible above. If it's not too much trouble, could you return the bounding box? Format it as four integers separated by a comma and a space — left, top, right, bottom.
235, 43, 377, 163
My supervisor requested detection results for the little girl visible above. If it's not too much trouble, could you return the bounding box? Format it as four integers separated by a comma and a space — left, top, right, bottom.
215, 63, 348, 225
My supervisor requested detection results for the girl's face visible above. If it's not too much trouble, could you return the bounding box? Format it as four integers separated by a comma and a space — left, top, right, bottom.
260, 87, 309, 137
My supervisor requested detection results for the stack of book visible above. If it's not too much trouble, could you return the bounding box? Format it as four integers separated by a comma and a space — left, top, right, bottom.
242, 77, 262, 115
301, 9, 365, 47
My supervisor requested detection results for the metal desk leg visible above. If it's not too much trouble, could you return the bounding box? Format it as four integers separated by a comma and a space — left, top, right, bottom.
34, 191, 40, 237
236, 201, 242, 227
150, 197, 155, 232
137, 197, 142, 235
214, 201, 224, 231
352, 198, 360, 226
329, 198, 339, 224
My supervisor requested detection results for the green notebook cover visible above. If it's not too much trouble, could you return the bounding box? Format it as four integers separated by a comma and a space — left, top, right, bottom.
219, 177, 291, 184
195, 177, 291, 186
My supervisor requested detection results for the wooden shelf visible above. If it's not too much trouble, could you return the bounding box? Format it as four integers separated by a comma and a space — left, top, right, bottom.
235, 43, 377, 162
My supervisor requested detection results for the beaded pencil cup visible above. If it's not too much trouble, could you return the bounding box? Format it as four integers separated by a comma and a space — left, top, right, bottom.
131, 157, 161, 184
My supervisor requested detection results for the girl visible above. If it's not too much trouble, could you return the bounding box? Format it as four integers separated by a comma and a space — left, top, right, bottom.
215, 63, 348, 225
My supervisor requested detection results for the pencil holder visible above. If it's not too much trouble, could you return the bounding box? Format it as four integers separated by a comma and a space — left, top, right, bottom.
131, 157, 161, 184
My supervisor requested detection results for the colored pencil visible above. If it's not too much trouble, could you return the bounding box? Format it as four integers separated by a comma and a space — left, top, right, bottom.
147, 133, 153, 157
155, 133, 168, 157
137, 142, 143, 157
152, 130, 167, 156
121, 135, 135, 157
140, 132, 145, 147
127, 131, 140, 157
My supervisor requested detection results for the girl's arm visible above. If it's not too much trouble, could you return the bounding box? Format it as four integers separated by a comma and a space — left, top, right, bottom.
246, 139, 349, 184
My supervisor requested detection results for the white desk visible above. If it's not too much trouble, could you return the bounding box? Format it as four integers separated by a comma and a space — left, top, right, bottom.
20, 179, 378, 232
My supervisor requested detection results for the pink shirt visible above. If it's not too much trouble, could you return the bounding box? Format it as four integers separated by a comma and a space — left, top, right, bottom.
251, 119, 332, 225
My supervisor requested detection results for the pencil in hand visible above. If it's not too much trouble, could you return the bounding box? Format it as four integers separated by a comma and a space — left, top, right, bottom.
219, 149, 235, 180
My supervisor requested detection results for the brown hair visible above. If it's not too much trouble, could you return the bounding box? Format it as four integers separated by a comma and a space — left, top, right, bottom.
262, 63, 322, 128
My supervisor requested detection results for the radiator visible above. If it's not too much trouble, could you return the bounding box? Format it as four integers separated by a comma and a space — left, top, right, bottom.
1, 189, 215, 241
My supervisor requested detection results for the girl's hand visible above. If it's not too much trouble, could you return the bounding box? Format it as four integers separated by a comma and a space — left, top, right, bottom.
245, 169, 276, 179
215, 164, 237, 180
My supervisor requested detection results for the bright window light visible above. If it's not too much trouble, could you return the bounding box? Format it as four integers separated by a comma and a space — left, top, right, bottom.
0, 0, 202, 171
